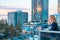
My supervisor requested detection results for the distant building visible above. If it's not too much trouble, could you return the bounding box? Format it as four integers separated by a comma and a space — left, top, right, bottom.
32, 0, 48, 22
8, 10, 28, 27
22, 21, 41, 32
8, 12, 17, 27
58, 0, 60, 13
17, 10, 28, 27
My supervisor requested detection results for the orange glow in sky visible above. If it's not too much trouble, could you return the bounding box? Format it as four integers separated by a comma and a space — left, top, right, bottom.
0, 9, 31, 21
0, 9, 16, 15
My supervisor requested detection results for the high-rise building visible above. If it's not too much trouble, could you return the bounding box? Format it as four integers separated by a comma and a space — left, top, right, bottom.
17, 10, 28, 27
32, 0, 48, 22
8, 12, 17, 27
8, 10, 28, 27
58, 0, 60, 13
42, 0, 48, 22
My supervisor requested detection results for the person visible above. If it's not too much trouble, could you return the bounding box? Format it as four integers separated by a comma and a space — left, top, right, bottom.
48, 15, 59, 40
48, 15, 59, 31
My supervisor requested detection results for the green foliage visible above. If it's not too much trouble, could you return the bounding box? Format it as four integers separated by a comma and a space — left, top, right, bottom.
17, 21, 22, 32
0, 20, 22, 37
16, 21, 22, 36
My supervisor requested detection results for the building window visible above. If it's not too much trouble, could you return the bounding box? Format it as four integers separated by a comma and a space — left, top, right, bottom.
37, 6, 42, 12
58, 6, 60, 12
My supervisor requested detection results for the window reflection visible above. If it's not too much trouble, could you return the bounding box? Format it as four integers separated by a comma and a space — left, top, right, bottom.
37, 6, 42, 12
58, 7, 60, 12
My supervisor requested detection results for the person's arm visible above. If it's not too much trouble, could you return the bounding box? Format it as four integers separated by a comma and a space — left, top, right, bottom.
44, 26, 51, 30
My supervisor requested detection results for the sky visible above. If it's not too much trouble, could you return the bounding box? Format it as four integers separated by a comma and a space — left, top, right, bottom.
49, 0, 58, 15
0, 0, 58, 21
0, 0, 31, 21
0, 0, 31, 9
0, 0, 31, 14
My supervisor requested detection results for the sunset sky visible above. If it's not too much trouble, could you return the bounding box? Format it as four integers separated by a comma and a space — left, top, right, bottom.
0, 0, 58, 21
0, 0, 31, 14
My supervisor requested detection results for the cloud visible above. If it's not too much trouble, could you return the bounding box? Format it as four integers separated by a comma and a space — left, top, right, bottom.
0, 0, 31, 9
0, 6, 30, 10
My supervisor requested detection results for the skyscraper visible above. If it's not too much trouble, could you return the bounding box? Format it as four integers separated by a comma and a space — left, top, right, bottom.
42, 0, 48, 22
8, 10, 28, 27
32, 0, 48, 22
17, 10, 28, 27
58, 0, 60, 13
8, 12, 17, 27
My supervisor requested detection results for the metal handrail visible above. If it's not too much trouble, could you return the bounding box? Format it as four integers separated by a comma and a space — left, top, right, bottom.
39, 30, 60, 33
38, 30, 60, 40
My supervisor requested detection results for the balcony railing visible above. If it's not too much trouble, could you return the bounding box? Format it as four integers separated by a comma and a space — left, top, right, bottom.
38, 30, 60, 40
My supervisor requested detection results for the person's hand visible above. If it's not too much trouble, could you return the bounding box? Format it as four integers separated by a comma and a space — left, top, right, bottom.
37, 27, 42, 31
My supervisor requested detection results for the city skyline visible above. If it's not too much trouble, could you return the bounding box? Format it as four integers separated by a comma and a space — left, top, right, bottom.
0, 0, 58, 21
0, 0, 60, 40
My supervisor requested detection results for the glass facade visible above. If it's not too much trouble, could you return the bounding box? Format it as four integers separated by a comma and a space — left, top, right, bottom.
8, 12, 17, 27
8, 11, 28, 27
17, 11, 28, 27
58, 0, 60, 13
42, 0, 48, 22
32, 0, 48, 22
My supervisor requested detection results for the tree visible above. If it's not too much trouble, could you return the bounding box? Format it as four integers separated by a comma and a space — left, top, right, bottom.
0, 19, 7, 31
7, 24, 15, 38
3, 22, 9, 38
0, 22, 4, 30
16, 21, 22, 36
0, 23, 1, 30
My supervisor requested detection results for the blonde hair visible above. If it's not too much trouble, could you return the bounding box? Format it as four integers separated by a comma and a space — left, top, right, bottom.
50, 15, 56, 22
